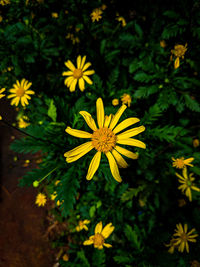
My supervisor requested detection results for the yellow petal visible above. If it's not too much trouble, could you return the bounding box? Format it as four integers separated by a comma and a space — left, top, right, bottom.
66, 144, 94, 163
112, 149, 128, 168
10, 97, 18, 106
24, 82, 32, 90
83, 75, 93, 85
7, 94, 16, 99
83, 239, 94, 246
106, 151, 122, 182
117, 138, 146, 149
64, 76, 74, 87
113, 117, 140, 134
103, 243, 112, 248
109, 105, 127, 130
65, 60, 76, 71
95, 221, 103, 234
115, 145, 138, 160
9, 89, 17, 93
83, 70, 95, 76
78, 77, 85, 91
77, 55, 81, 69
174, 57, 180, 69
185, 242, 189, 253
82, 62, 91, 71
69, 79, 77, 92
86, 151, 101, 180
182, 167, 188, 179
79, 111, 97, 131
65, 127, 92, 138
26, 90, 35, 95
96, 98, 105, 128
21, 78, 26, 87
101, 223, 115, 238
80, 56, 86, 69
62, 71, 73, 76
184, 224, 188, 233
117, 126, 145, 140
184, 157, 194, 166
64, 141, 93, 157
104, 115, 112, 128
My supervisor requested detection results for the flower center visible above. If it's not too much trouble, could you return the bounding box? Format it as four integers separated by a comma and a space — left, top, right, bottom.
73, 68, 83, 79
93, 233, 104, 247
180, 233, 188, 242
176, 159, 185, 168
16, 87, 25, 97
187, 180, 192, 187
92, 127, 117, 153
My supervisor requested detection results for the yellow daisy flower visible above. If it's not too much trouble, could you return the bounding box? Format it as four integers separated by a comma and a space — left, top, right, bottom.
121, 93, 131, 107
173, 223, 198, 253
172, 157, 194, 169
175, 167, 200, 201
18, 118, 30, 128
0, 88, 6, 99
7, 79, 35, 106
83, 221, 114, 249
62, 55, 95, 92
35, 193, 47, 207
64, 98, 146, 182
76, 220, 90, 232
90, 8, 103, 22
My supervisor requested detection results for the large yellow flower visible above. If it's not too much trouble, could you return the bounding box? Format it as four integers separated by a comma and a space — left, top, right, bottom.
64, 98, 146, 182
7, 79, 35, 106
62, 55, 95, 92
173, 223, 198, 253
175, 167, 200, 201
83, 221, 114, 249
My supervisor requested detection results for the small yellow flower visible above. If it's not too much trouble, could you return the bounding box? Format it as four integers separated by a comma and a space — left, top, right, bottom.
101, 4, 107, 10
62, 55, 95, 92
0, 16, 3, 22
172, 157, 194, 169
0, 0, 10, 6
121, 93, 131, 107
193, 139, 200, 148
64, 98, 146, 182
66, 33, 80, 44
83, 221, 114, 249
175, 167, 200, 202
35, 193, 47, 207
0, 88, 6, 99
116, 16, 126, 27
90, 8, 103, 22
62, 254, 69, 261
50, 191, 61, 206
112, 99, 119, 106
0, 115, 2, 120
7, 79, 35, 107
18, 118, 30, 128
173, 223, 198, 253
165, 238, 177, 254
76, 220, 90, 232
171, 44, 187, 69
52, 12, 58, 18
160, 40, 166, 48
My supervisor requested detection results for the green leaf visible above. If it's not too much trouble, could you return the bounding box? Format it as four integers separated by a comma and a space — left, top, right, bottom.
48, 99, 57, 122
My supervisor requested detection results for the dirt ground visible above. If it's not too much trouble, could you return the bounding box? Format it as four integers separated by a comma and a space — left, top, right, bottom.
0, 99, 54, 267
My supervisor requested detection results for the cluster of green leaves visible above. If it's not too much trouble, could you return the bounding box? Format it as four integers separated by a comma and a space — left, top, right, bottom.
2, 0, 200, 266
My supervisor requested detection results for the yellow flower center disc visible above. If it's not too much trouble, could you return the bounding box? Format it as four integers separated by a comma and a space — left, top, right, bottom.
180, 233, 188, 242
16, 87, 25, 97
93, 233, 104, 246
92, 127, 117, 153
73, 68, 83, 79
175, 159, 185, 168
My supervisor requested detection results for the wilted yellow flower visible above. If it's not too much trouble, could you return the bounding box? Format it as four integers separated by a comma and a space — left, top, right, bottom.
171, 44, 187, 69
62, 55, 95, 92
101, 4, 107, 10
172, 157, 194, 169
160, 40, 167, 48
90, 8, 103, 22
83, 221, 114, 249
112, 99, 119, 106
116, 16, 126, 27
64, 98, 145, 182
121, 93, 131, 107
52, 12, 58, 18
35, 193, 47, 207
0, 0, 10, 5
18, 118, 30, 128
175, 167, 200, 202
62, 254, 69, 261
7, 79, 34, 106
76, 220, 90, 232
50, 191, 61, 206
0, 88, 5, 99
193, 139, 200, 148
65, 33, 80, 44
